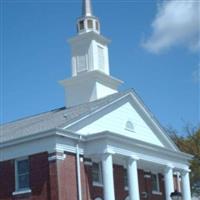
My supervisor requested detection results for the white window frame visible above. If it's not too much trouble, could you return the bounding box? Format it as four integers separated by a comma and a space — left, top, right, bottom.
92, 162, 103, 187
13, 157, 31, 196
151, 173, 162, 195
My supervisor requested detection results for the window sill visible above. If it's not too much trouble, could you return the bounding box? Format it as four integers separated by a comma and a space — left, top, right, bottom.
152, 191, 162, 195
12, 189, 31, 196
93, 182, 103, 187
125, 128, 135, 133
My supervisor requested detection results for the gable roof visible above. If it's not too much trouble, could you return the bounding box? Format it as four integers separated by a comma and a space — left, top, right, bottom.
0, 90, 129, 143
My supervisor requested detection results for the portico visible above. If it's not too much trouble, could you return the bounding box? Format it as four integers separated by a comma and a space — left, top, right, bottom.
84, 131, 192, 200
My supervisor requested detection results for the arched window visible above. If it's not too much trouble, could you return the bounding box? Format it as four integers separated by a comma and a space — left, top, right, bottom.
125, 120, 135, 132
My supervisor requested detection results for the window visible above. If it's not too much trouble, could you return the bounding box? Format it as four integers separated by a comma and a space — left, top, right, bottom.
77, 55, 87, 73
125, 121, 135, 132
151, 173, 160, 192
124, 169, 128, 190
92, 163, 102, 185
87, 19, 93, 29
79, 20, 84, 30
15, 158, 30, 191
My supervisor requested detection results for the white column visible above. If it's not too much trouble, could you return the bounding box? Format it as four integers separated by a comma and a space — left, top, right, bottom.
181, 170, 191, 200
164, 166, 174, 200
102, 153, 115, 200
127, 157, 140, 200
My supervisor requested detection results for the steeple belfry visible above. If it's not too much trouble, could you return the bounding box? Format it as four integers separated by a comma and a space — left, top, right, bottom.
77, 0, 100, 34
82, 0, 93, 16
59, 0, 123, 107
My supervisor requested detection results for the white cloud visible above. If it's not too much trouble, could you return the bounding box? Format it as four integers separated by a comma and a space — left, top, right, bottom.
142, 0, 200, 53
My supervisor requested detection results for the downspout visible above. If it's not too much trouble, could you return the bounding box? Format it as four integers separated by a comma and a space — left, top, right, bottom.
76, 135, 82, 200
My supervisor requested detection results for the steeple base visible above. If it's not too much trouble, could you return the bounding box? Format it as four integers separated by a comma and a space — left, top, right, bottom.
59, 71, 123, 107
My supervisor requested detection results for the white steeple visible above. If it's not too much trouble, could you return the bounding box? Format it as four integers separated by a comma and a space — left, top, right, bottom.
59, 0, 123, 107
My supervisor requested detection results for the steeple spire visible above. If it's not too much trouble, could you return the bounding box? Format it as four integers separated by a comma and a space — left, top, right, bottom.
82, 0, 93, 17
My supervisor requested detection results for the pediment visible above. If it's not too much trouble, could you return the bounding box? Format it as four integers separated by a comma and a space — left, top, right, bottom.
65, 92, 178, 150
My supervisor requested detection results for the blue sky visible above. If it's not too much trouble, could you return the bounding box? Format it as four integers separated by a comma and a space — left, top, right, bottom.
1, 0, 199, 135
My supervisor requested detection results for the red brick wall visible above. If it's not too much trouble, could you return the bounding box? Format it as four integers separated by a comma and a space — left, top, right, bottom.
114, 165, 128, 200
48, 159, 59, 200
138, 170, 146, 200
57, 153, 78, 200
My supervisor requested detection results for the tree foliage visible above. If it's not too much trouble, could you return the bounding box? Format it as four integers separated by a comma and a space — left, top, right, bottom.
169, 127, 200, 196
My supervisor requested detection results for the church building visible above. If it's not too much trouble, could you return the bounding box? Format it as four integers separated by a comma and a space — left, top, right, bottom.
0, 0, 193, 200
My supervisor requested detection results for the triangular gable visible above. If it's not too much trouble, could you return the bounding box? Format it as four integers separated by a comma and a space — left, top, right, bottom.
64, 91, 178, 150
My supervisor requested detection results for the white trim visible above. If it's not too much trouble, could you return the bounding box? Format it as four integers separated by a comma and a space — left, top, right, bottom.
12, 189, 31, 196
144, 174, 151, 178
152, 191, 162, 195
0, 129, 192, 171
48, 154, 66, 161
85, 131, 192, 166
92, 182, 103, 187
84, 161, 93, 166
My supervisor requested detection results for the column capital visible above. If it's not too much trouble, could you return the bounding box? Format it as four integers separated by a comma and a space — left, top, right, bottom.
180, 168, 191, 175
164, 164, 174, 172
103, 148, 115, 155
129, 155, 139, 161
127, 155, 139, 165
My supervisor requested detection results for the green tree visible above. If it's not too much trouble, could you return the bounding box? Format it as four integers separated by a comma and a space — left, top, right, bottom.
169, 127, 200, 196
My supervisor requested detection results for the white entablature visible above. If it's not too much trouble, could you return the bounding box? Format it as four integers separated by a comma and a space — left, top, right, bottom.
60, 0, 122, 107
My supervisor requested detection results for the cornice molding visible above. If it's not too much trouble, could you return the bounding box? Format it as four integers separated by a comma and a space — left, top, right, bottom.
0, 128, 192, 172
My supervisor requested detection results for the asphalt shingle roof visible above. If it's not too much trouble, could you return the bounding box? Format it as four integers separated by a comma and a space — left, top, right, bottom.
0, 91, 130, 143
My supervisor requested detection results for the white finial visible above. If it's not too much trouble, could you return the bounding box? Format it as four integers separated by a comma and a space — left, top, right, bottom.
82, 0, 93, 17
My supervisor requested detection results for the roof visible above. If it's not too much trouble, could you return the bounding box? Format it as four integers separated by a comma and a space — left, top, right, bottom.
0, 90, 130, 143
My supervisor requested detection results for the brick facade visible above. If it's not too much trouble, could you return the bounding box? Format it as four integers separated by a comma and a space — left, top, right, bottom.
0, 152, 166, 200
